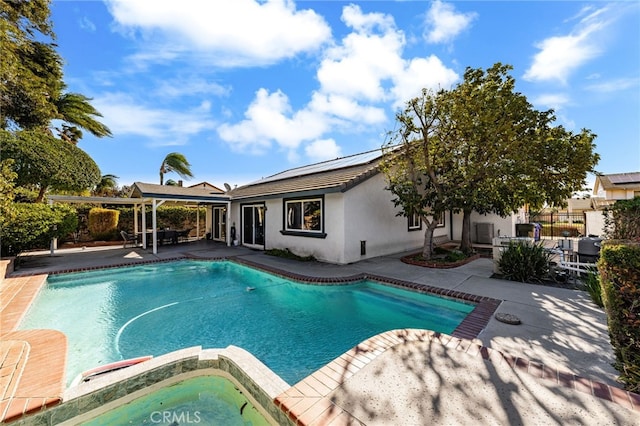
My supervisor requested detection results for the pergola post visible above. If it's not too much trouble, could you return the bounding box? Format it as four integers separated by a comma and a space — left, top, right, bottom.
141, 203, 147, 248
152, 200, 158, 254
226, 201, 232, 246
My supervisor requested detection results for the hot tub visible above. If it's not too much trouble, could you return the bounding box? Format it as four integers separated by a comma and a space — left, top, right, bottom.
61, 371, 275, 425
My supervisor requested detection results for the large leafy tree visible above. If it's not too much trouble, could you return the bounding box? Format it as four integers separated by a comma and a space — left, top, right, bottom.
1, 0, 61, 129
382, 63, 599, 259
159, 152, 193, 185
1, 130, 101, 202
1, 0, 111, 142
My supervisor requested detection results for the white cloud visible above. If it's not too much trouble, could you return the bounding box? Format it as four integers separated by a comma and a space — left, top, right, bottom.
305, 139, 342, 161
585, 77, 640, 93
423, 0, 477, 44
524, 6, 612, 84
317, 5, 405, 102
217, 89, 330, 153
390, 55, 458, 108
78, 16, 96, 32
155, 77, 230, 98
308, 92, 385, 124
217, 4, 459, 161
93, 92, 217, 146
105, 0, 332, 67
532, 93, 570, 110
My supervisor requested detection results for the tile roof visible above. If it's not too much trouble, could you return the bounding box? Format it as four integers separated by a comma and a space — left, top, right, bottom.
229, 149, 386, 199
130, 182, 230, 202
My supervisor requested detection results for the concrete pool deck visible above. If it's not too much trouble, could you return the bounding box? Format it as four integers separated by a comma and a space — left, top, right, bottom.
1, 241, 639, 424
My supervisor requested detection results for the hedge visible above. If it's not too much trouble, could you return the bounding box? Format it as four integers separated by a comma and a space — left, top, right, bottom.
598, 240, 640, 392
88, 207, 120, 241
117, 206, 206, 234
1, 203, 78, 256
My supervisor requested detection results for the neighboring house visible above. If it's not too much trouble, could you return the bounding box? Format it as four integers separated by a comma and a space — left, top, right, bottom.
189, 181, 225, 193
592, 172, 640, 208
225, 149, 450, 264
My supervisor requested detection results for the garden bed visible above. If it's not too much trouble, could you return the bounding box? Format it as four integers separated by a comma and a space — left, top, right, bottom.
401, 252, 480, 269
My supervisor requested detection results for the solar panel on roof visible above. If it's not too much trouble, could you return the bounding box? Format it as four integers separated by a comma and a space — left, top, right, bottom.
250, 149, 383, 185
609, 173, 640, 184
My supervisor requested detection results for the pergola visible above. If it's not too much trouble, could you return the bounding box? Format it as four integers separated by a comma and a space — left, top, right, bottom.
48, 182, 231, 254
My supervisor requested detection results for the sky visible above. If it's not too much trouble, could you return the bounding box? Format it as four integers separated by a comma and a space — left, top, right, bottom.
49, 0, 640, 191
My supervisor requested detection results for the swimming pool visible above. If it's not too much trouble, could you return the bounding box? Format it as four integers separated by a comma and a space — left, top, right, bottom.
19, 260, 475, 385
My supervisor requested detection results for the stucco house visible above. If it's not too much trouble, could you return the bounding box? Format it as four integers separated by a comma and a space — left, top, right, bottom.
219, 148, 536, 264
223, 149, 450, 264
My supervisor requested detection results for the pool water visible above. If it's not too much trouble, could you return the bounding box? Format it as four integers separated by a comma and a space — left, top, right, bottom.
19, 260, 474, 385
78, 375, 271, 425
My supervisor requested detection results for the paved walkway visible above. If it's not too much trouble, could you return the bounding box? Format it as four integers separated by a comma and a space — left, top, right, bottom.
2, 241, 639, 424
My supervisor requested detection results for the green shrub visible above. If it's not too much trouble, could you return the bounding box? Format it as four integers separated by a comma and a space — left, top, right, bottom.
604, 197, 640, 240
1, 203, 78, 256
598, 241, 640, 393
88, 208, 119, 240
265, 248, 315, 261
498, 241, 550, 283
582, 267, 603, 307
117, 206, 206, 233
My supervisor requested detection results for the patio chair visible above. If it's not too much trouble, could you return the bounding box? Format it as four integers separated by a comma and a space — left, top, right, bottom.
120, 230, 138, 248
176, 228, 192, 243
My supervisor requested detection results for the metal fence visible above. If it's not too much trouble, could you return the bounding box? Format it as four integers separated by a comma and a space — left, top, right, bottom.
529, 212, 586, 238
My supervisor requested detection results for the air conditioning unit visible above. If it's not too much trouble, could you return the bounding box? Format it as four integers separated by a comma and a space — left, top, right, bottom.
475, 223, 494, 244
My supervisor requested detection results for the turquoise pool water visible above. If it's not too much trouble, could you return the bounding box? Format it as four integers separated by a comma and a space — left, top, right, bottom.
80, 375, 270, 425
19, 260, 474, 385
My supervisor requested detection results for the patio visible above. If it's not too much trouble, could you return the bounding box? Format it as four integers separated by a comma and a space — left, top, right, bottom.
1, 241, 638, 424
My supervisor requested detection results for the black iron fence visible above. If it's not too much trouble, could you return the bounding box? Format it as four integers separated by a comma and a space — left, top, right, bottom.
529, 212, 586, 238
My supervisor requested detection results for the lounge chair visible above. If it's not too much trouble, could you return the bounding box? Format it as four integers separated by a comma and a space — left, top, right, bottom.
120, 230, 138, 248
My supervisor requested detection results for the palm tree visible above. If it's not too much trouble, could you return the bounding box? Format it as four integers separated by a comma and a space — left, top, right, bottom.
53, 92, 112, 143
93, 174, 119, 196
159, 152, 193, 185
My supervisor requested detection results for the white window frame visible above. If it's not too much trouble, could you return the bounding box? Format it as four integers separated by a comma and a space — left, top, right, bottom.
284, 197, 323, 233
408, 213, 422, 231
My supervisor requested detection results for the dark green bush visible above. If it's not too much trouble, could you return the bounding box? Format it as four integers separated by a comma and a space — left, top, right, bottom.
1, 203, 78, 256
598, 241, 640, 393
498, 241, 550, 283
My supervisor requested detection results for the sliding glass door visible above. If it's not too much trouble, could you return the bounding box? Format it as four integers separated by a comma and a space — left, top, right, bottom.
242, 204, 265, 249
212, 207, 226, 241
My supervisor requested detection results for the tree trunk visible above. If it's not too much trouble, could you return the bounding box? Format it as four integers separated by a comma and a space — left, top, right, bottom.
35, 185, 47, 203
460, 208, 473, 254
421, 221, 438, 260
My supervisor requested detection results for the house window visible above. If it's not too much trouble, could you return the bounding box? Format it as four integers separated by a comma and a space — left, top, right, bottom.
282, 197, 325, 237
408, 213, 422, 231
436, 211, 445, 228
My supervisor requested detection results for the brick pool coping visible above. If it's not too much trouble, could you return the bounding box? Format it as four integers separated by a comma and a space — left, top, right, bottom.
3, 255, 639, 423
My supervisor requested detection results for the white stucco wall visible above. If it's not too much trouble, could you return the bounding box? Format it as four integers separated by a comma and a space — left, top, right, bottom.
263, 194, 346, 263
585, 210, 607, 237
342, 174, 437, 263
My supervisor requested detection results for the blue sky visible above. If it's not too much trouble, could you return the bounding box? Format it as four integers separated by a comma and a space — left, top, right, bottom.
50, 1, 639, 191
